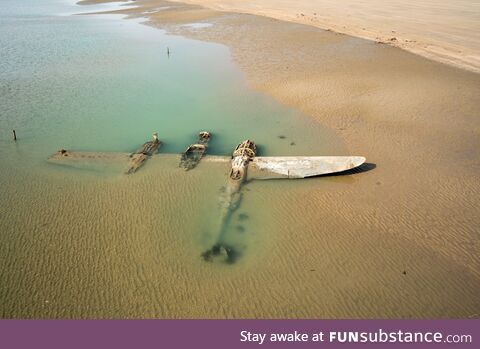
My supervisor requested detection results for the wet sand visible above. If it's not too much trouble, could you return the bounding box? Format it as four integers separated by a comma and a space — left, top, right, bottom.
3, 0, 478, 318
167, 0, 480, 74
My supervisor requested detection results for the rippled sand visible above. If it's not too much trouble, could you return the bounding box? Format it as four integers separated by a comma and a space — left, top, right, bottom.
80, 0, 480, 318
1, 150, 479, 318
1, 0, 479, 318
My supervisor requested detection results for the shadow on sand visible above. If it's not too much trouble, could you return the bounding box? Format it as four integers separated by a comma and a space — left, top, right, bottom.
319, 162, 376, 177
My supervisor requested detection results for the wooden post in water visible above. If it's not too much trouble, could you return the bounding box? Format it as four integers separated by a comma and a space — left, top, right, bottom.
13, 130, 16, 141
167, 47, 170, 57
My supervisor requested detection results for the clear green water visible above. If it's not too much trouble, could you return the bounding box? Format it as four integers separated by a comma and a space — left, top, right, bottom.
0, 0, 344, 318
0, 0, 341, 165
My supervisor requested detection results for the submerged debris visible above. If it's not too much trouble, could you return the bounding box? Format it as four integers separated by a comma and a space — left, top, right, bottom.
201, 243, 239, 264
125, 132, 161, 174
229, 139, 256, 181
236, 225, 245, 233
179, 131, 211, 170
202, 140, 257, 264
238, 213, 249, 221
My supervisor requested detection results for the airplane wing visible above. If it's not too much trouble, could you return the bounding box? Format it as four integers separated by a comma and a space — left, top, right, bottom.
249, 156, 366, 179
202, 155, 230, 163
47, 150, 230, 172
48, 150, 365, 179
48, 151, 130, 162
47, 150, 133, 172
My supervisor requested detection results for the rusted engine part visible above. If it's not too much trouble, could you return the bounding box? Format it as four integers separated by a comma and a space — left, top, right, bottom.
202, 140, 256, 264
179, 131, 211, 170
229, 139, 256, 179
125, 132, 161, 174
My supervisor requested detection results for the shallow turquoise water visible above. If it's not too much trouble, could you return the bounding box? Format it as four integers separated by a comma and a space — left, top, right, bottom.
0, 0, 344, 318
0, 0, 341, 167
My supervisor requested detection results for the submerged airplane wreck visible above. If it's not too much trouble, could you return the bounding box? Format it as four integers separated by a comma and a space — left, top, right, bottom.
49, 132, 366, 264
179, 131, 211, 170
126, 132, 161, 174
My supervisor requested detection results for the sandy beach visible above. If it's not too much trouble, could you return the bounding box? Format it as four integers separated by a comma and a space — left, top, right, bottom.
166, 0, 480, 74
77, 0, 480, 317
1, 0, 478, 318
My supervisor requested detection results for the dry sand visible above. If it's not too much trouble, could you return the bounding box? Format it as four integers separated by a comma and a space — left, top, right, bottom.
42, 0, 478, 318
165, 0, 480, 74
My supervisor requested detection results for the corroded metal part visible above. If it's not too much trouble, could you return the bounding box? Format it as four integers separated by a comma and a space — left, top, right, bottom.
47, 149, 130, 173
125, 132, 162, 174
179, 131, 211, 170
232, 139, 256, 160
202, 139, 256, 264
48, 150, 130, 167
198, 131, 211, 143
48, 133, 162, 174
202, 141, 367, 263
229, 139, 256, 182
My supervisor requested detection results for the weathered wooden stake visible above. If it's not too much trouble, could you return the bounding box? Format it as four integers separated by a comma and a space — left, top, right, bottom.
13, 130, 16, 141
167, 47, 170, 57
